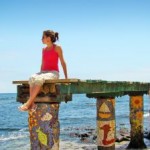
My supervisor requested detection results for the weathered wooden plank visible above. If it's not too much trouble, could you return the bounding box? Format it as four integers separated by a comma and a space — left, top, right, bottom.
12, 78, 80, 84
16, 84, 72, 103
17, 94, 72, 103
58, 82, 150, 95
15, 80, 150, 97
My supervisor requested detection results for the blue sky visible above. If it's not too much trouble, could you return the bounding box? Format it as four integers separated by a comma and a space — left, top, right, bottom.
0, 0, 150, 93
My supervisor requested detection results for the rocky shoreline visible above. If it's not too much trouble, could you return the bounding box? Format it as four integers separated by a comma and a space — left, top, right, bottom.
65, 126, 150, 144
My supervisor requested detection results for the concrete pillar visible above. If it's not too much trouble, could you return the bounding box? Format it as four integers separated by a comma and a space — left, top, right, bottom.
96, 98, 116, 150
127, 95, 146, 149
28, 102, 60, 150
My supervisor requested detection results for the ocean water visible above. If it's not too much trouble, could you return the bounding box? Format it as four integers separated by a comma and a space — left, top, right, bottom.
0, 93, 150, 150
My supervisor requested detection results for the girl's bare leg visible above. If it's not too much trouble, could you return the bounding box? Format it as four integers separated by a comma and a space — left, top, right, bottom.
26, 84, 42, 107
19, 84, 42, 110
29, 84, 36, 108
30, 84, 34, 95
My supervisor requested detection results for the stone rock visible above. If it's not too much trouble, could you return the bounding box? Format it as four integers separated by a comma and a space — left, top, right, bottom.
144, 131, 150, 139
116, 135, 124, 142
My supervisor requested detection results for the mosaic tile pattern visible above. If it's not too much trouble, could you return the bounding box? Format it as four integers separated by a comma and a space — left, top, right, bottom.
28, 103, 60, 150
127, 96, 146, 148
97, 98, 115, 148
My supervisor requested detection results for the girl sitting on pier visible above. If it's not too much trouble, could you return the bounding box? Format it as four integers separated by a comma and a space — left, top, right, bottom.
18, 30, 68, 111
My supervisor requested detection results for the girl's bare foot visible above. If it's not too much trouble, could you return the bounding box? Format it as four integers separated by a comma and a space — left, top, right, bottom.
18, 103, 30, 111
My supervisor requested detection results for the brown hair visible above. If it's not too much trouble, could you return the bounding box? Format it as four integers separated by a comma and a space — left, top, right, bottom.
43, 30, 59, 43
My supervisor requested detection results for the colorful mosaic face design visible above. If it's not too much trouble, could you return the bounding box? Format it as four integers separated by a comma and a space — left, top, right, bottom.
97, 121, 115, 147
28, 103, 60, 150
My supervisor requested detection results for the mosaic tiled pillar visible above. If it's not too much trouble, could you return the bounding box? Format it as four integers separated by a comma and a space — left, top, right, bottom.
28, 102, 60, 150
127, 95, 146, 149
97, 98, 116, 150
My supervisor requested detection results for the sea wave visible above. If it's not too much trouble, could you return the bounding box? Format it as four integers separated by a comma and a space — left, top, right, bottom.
0, 129, 29, 141
0, 128, 23, 132
144, 112, 150, 118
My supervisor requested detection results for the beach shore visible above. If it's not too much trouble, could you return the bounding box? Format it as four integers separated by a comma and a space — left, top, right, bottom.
60, 139, 150, 150
1, 127, 150, 150
61, 138, 150, 150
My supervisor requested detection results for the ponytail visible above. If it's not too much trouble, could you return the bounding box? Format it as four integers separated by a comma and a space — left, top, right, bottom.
43, 30, 59, 43
55, 32, 59, 41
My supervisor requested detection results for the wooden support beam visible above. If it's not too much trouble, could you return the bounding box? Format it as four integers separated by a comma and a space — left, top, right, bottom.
16, 84, 72, 103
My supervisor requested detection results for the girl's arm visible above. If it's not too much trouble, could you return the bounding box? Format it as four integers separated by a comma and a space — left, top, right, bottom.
56, 46, 68, 79
40, 49, 44, 71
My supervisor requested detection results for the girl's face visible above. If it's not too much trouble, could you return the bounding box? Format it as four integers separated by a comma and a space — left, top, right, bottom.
42, 34, 51, 44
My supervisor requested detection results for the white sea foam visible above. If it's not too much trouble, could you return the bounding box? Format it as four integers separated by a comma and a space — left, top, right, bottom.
144, 112, 150, 118
0, 131, 29, 141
